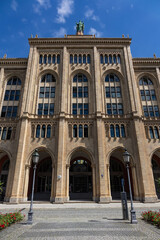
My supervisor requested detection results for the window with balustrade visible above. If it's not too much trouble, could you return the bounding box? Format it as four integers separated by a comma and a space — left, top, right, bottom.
1, 77, 22, 118
38, 74, 56, 116
139, 77, 159, 117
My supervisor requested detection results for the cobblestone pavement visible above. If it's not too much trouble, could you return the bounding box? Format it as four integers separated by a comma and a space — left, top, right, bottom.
0, 203, 160, 240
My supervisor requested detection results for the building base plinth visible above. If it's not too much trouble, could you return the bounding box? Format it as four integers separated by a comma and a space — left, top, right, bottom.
142, 196, 158, 203
99, 196, 111, 203
54, 197, 65, 203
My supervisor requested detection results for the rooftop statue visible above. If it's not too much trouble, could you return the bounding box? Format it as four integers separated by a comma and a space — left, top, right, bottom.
76, 21, 84, 35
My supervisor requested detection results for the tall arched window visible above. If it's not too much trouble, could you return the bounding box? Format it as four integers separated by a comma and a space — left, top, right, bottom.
70, 54, 73, 64
47, 125, 51, 138
79, 125, 83, 138
72, 74, 89, 115
87, 54, 90, 64
84, 125, 88, 138
105, 74, 123, 115
6, 127, 12, 140
105, 55, 108, 64
41, 125, 46, 138
154, 126, 159, 139
79, 54, 82, 64
36, 125, 40, 138
1, 77, 21, 118
73, 125, 77, 138
116, 125, 120, 137
121, 125, 126, 138
74, 55, 77, 64
139, 77, 159, 117
149, 126, 154, 139
38, 74, 56, 116
110, 125, 115, 137
83, 55, 86, 64
1, 127, 7, 140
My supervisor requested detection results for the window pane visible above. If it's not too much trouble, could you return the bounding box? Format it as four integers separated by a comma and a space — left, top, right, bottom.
36, 125, 40, 138
15, 90, 20, 101
83, 75, 88, 82
6, 127, 12, 140
1, 127, 7, 140
10, 90, 15, 100
73, 125, 77, 138
38, 103, 43, 115
1, 106, 6, 117
74, 55, 77, 63
84, 104, 88, 115
105, 55, 108, 64
87, 54, 90, 64
57, 54, 60, 64
45, 87, 50, 98
51, 87, 55, 98
110, 125, 115, 137
116, 125, 120, 137
78, 103, 83, 115
41, 125, 46, 138
48, 55, 51, 64
47, 125, 51, 138
4, 90, 10, 101
121, 125, 125, 138
79, 54, 82, 64
12, 106, 17, 117
72, 104, 77, 115
78, 87, 82, 98
83, 55, 86, 64
52, 55, 56, 64
84, 125, 88, 137
84, 86, 88, 97
50, 103, 54, 115
79, 125, 83, 138
100, 54, 103, 64
149, 127, 154, 139
7, 106, 12, 117
70, 55, 73, 64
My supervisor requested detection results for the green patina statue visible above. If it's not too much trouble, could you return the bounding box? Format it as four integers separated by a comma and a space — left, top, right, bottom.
76, 20, 84, 34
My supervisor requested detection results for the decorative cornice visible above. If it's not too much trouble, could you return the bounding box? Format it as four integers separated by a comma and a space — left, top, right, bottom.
0, 58, 28, 66
133, 58, 160, 66
28, 37, 132, 46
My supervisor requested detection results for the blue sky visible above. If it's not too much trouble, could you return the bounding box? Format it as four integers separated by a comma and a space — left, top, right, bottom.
0, 0, 160, 58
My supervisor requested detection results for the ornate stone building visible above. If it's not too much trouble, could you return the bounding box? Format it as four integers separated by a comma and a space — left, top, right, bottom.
0, 26, 160, 203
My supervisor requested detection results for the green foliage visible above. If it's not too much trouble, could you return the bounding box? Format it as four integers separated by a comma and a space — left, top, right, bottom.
156, 178, 160, 188
141, 211, 160, 228
0, 182, 3, 195
0, 212, 25, 230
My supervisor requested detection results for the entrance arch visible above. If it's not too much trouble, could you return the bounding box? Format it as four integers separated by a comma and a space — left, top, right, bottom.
69, 158, 92, 200
28, 149, 53, 201
151, 150, 160, 199
0, 152, 10, 201
109, 148, 134, 200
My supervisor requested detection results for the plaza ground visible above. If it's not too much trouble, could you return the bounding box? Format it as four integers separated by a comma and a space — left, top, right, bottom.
0, 202, 160, 239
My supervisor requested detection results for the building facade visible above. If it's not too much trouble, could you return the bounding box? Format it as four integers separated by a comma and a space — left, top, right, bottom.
0, 30, 160, 203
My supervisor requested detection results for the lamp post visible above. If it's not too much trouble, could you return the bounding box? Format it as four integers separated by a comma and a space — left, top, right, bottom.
123, 149, 137, 224
27, 149, 39, 224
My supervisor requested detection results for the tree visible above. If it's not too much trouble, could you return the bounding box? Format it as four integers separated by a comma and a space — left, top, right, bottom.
0, 181, 3, 195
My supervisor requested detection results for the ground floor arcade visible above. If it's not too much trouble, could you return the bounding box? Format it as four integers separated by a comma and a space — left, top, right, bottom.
0, 147, 160, 203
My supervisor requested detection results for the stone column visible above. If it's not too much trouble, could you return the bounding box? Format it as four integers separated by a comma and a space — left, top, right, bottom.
0, 68, 4, 106
65, 164, 70, 201
22, 164, 30, 202
9, 118, 29, 203
106, 164, 111, 201
93, 46, 109, 203
92, 164, 97, 201
156, 67, 160, 86
55, 46, 68, 203
130, 164, 139, 200
50, 165, 55, 202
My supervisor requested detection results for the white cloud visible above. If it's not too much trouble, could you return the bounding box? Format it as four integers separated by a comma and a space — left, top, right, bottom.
89, 27, 102, 37
33, 0, 51, 14
53, 27, 67, 37
11, 0, 18, 11
56, 0, 74, 23
85, 8, 99, 21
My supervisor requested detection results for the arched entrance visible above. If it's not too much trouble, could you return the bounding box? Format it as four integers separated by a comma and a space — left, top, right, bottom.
69, 158, 92, 200
110, 148, 133, 200
0, 152, 10, 201
151, 151, 160, 199
28, 150, 52, 201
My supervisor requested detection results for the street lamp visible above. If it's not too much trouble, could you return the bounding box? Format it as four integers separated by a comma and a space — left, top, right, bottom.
123, 149, 137, 224
27, 149, 39, 224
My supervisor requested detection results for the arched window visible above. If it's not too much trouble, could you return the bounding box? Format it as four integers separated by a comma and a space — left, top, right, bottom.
121, 125, 126, 138
70, 54, 73, 64
1, 77, 21, 118
57, 54, 60, 64
1, 127, 7, 140
36, 125, 40, 138
73, 125, 77, 138
39, 55, 43, 64
83, 55, 86, 64
38, 74, 56, 116
154, 126, 159, 139
105, 55, 108, 64
47, 125, 51, 138
105, 74, 123, 115
100, 54, 103, 64
113, 55, 116, 64
149, 126, 154, 139
110, 125, 115, 137
44, 55, 47, 64
74, 55, 77, 64
72, 74, 89, 115
41, 125, 46, 138
79, 125, 83, 138
79, 54, 82, 64
48, 55, 51, 64
139, 77, 159, 117
87, 54, 90, 64
84, 125, 88, 138
109, 55, 112, 64
116, 125, 120, 137
117, 55, 121, 64
6, 127, 12, 140
52, 55, 56, 64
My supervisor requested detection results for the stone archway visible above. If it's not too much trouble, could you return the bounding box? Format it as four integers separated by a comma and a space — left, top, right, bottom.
109, 148, 134, 200
68, 148, 94, 201
0, 151, 10, 201
151, 150, 160, 199
28, 149, 53, 201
